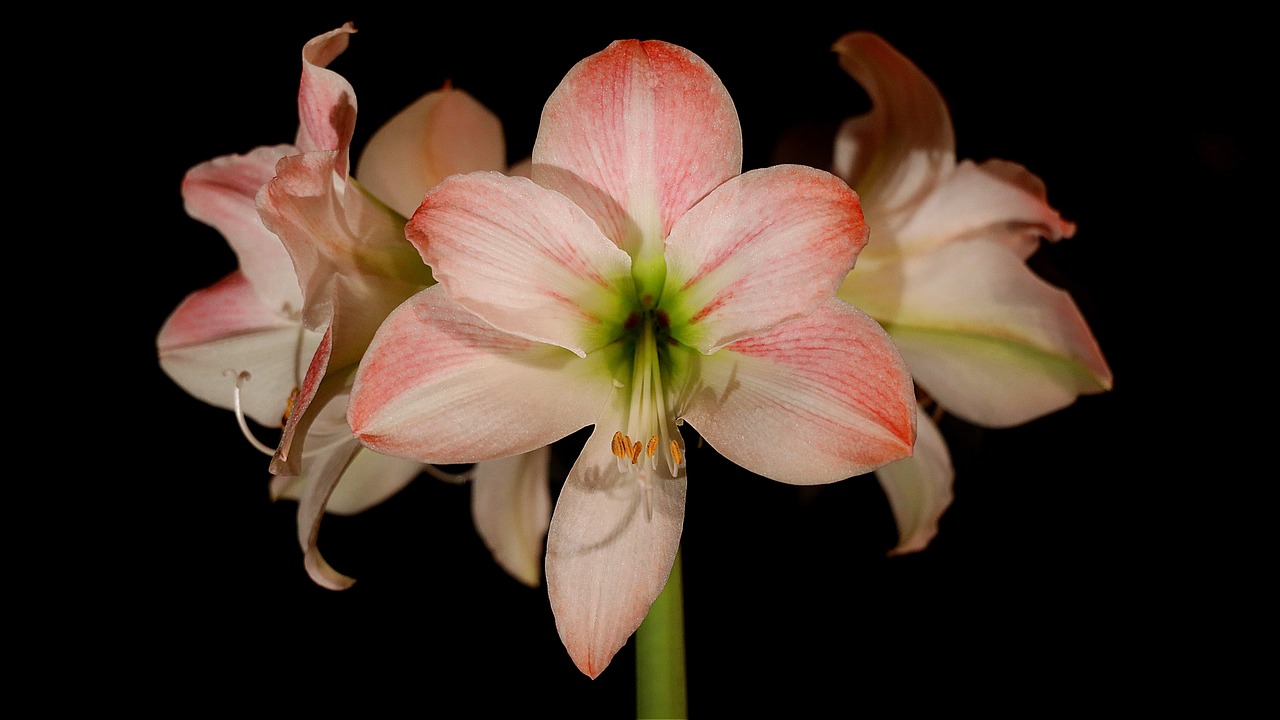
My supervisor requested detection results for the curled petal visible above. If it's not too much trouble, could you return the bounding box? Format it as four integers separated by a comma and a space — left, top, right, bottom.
546, 420, 687, 679
181, 145, 300, 314
832, 31, 954, 223
356, 86, 507, 218
843, 239, 1111, 427
663, 165, 867, 352
890, 159, 1077, 260
408, 172, 635, 357
681, 298, 916, 484
348, 286, 614, 464
533, 39, 741, 255
296, 22, 357, 164
294, 434, 364, 590
259, 152, 427, 330
875, 408, 953, 555
472, 447, 553, 587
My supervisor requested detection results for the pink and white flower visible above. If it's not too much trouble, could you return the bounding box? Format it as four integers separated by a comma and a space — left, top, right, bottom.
158, 23, 550, 590
824, 32, 1114, 554
348, 39, 916, 677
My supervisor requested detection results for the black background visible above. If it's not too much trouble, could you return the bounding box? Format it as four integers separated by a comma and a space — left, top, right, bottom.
68, 7, 1255, 715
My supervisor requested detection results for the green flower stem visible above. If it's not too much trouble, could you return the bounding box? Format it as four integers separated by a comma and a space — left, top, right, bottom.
636, 547, 687, 719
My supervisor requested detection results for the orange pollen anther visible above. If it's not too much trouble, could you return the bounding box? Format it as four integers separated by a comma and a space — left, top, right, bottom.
670, 440, 682, 466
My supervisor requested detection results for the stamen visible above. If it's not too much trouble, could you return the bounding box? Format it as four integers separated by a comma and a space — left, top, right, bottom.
670, 440, 683, 467
227, 370, 281, 457
629, 441, 642, 464
646, 435, 658, 458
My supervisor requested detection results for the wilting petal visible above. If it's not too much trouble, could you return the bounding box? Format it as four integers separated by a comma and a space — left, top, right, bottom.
295, 22, 357, 165
158, 272, 319, 427
349, 286, 614, 464
831, 31, 954, 223
472, 446, 553, 587
182, 145, 300, 313
663, 165, 867, 352
875, 408, 953, 555
844, 239, 1112, 427
408, 172, 635, 356
356, 87, 507, 218
682, 298, 915, 484
889, 159, 1077, 260
532, 39, 741, 256
546, 419, 687, 679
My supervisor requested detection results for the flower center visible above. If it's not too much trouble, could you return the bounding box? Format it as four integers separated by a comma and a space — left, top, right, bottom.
609, 310, 686, 497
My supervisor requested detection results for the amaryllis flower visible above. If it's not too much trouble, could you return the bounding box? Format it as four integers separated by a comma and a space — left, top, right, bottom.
348, 39, 917, 677
158, 23, 550, 590
820, 32, 1113, 554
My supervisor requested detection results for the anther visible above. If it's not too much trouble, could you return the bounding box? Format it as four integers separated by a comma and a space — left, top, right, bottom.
669, 440, 683, 467
646, 435, 659, 458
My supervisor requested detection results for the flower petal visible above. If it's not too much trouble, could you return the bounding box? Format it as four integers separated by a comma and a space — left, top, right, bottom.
532, 39, 741, 255
348, 286, 613, 464
831, 31, 954, 227
295, 23, 357, 164
889, 159, 1077, 260
875, 407, 953, 555
293, 435, 364, 590
273, 444, 423, 515
546, 421, 687, 679
843, 239, 1112, 427
259, 152, 428, 330
355, 86, 507, 218
407, 172, 635, 356
472, 446, 553, 587
157, 271, 320, 427
182, 145, 300, 314
663, 165, 867, 352
681, 298, 915, 484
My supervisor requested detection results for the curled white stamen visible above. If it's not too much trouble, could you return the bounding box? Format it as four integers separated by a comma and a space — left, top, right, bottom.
227, 370, 279, 457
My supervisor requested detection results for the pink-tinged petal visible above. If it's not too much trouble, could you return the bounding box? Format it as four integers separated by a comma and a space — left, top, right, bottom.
682, 298, 915, 484
158, 272, 320, 427
272, 274, 413, 477
271, 327, 342, 477
472, 446, 553, 587
295, 23, 357, 166
843, 239, 1112, 427
355, 87, 507, 218
294, 435, 364, 590
532, 39, 741, 255
408, 172, 634, 356
259, 152, 428, 329
349, 286, 614, 464
182, 145, 300, 313
663, 165, 868, 353
831, 32, 955, 223
875, 408, 953, 555
274, 445, 422, 515
546, 419, 687, 679
889, 159, 1077, 260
